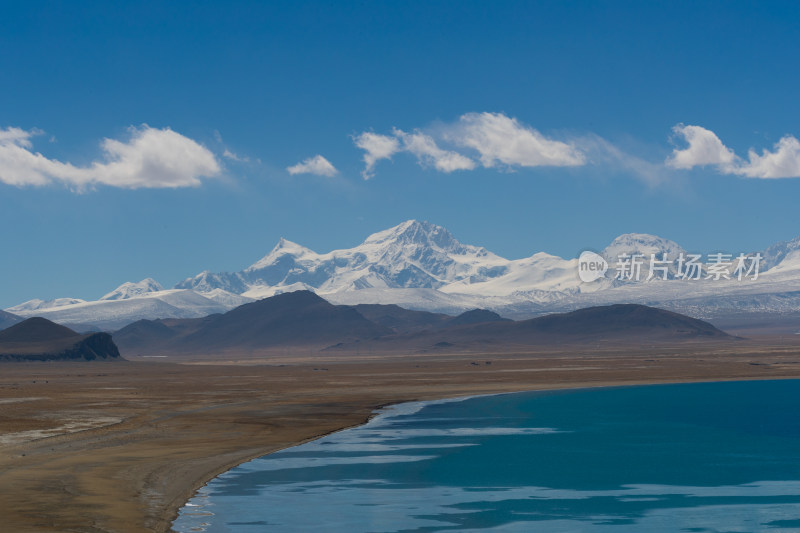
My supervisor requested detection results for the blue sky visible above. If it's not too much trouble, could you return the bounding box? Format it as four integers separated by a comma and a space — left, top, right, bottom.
2, 1, 800, 307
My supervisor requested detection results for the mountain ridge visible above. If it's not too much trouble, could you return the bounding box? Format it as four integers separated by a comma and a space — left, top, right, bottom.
113, 291, 731, 358
0, 317, 122, 362
7, 220, 800, 330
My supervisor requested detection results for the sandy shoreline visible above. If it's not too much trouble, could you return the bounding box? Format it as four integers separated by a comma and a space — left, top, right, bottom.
2, 340, 800, 532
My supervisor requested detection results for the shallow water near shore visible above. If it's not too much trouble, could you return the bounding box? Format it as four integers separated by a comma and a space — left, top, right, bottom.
174, 380, 800, 532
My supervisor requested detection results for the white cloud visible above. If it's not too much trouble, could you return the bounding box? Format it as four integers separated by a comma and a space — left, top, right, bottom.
0, 127, 38, 146
393, 129, 476, 172
667, 124, 800, 178
353, 132, 401, 179
667, 124, 736, 170
353, 112, 584, 178
737, 135, 800, 179
351, 114, 800, 183
222, 148, 249, 162
447, 112, 585, 168
286, 154, 338, 177
0, 125, 221, 189
214, 130, 250, 163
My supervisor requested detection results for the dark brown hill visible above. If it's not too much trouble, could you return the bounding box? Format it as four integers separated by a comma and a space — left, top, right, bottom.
397, 303, 730, 352
182, 291, 391, 350
515, 304, 725, 337
0, 317, 122, 362
0, 317, 78, 343
115, 291, 391, 355
352, 303, 451, 333
115, 291, 732, 358
445, 308, 510, 327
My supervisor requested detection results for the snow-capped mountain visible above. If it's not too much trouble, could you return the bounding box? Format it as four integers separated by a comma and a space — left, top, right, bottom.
178, 221, 696, 297
760, 236, 800, 271
178, 221, 513, 295
7, 297, 87, 313
7, 219, 800, 329
100, 278, 164, 300
439, 253, 586, 296
175, 270, 248, 294
201, 288, 255, 308
601, 233, 688, 281
7, 280, 252, 331
602, 233, 686, 262
169, 219, 800, 319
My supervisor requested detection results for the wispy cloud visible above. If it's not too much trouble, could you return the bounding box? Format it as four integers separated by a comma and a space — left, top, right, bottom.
446, 112, 585, 168
577, 134, 670, 186
287, 154, 338, 177
393, 128, 476, 172
667, 124, 800, 178
353, 132, 401, 179
0, 125, 221, 190
222, 148, 249, 162
354, 112, 582, 179
214, 130, 251, 163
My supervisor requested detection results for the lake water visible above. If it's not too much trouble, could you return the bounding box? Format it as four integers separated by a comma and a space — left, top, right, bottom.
174, 380, 800, 532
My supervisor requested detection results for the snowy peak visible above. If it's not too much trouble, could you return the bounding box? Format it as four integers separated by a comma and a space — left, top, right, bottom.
246, 238, 318, 272
165, 220, 800, 308
760, 236, 800, 271
7, 297, 87, 314
273, 237, 315, 255
363, 220, 463, 252
601, 233, 687, 281
353, 220, 506, 288
602, 233, 686, 261
177, 219, 509, 295
100, 278, 164, 301
762, 248, 800, 275
175, 270, 247, 294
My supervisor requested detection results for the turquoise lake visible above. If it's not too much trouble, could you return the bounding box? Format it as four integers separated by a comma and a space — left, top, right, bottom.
174, 380, 800, 532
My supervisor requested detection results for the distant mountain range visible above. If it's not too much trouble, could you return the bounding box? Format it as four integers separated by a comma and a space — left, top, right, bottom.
114, 291, 729, 358
0, 317, 121, 362
5, 281, 251, 330
6, 220, 800, 330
